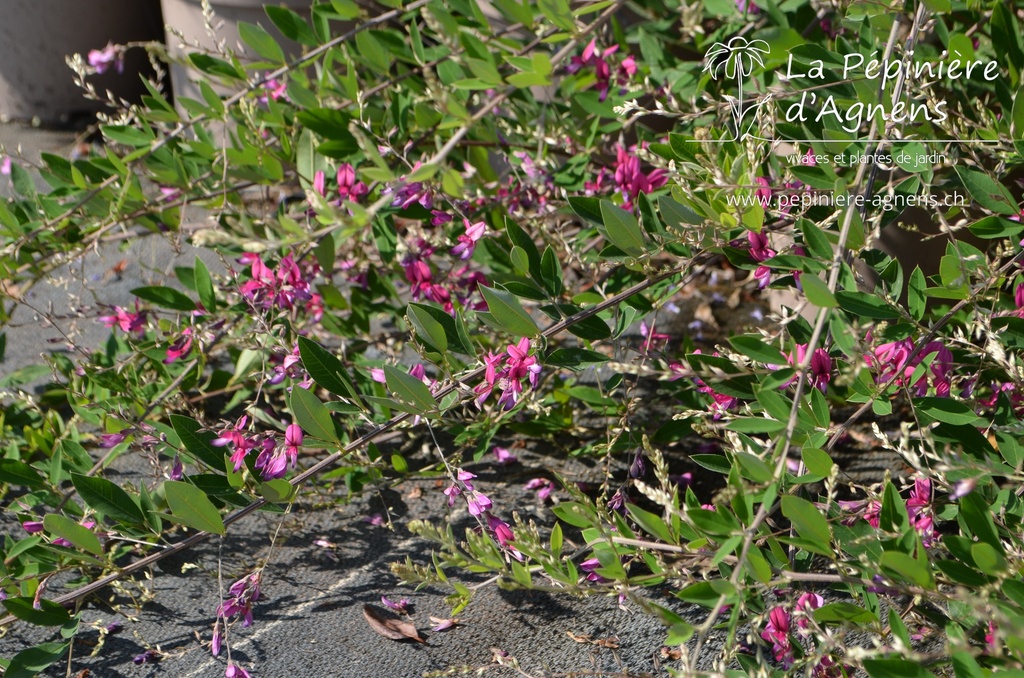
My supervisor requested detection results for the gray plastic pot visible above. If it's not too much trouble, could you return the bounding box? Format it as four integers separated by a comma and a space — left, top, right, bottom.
161, 0, 312, 109
0, 0, 164, 125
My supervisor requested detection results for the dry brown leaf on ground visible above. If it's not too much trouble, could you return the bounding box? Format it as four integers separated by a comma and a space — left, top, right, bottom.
362, 604, 426, 643
566, 631, 620, 648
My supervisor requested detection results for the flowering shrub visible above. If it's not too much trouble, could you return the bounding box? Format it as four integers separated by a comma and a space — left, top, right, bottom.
1, 0, 1024, 675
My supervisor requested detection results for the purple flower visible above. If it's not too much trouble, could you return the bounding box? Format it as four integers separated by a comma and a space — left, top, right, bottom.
629, 450, 645, 479
525, 477, 555, 501
211, 621, 222, 656
450, 219, 486, 260
492, 446, 517, 465
88, 42, 124, 74
580, 557, 608, 583
133, 649, 161, 665
951, 478, 976, 499
22, 521, 44, 534
226, 663, 252, 678
217, 572, 263, 628
170, 455, 184, 481
381, 596, 411, 613
467, 491, 492, 516
0, 156, 10, 175
486, 513, 515, 547
99, 432, 129, 448
430, 616, 458, 631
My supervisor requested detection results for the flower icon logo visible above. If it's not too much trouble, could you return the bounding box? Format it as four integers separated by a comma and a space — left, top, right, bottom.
703, 37, 771, 139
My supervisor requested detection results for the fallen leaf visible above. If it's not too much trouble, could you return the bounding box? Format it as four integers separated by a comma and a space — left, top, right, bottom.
362, 604, 426, 643
406, 486, 423, 500
567, 631, 620, 648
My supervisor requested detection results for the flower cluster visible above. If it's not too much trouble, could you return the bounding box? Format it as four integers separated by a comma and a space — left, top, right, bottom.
313, 164, 367, 206
239, 253, 318, 313
216, 571, 264, 630
865, 335, 953, 396
98, 301, 147, 336
474, 337, 542, 410
785, 344, 832, 393
211, 417, 305, 481
88, 42, 125, 74
400, 239, 488, 313
760, 593, 825, 669
566, 39, 636, 102
585, 144, 668, 211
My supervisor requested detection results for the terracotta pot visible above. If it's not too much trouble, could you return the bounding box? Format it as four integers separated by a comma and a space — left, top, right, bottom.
160, 0, 312, 108
0, 0, 163, 125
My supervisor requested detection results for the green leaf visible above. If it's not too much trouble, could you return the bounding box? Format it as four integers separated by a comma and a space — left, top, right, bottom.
967, 215, 1024, 239
72, 474, 145, 525
5, 641, 71, 678
813, 602, 878, 625
728, 335, 788, 365
164, 480, 225, 534
170, 415, 227, 470
626, 504, 674, 543
537, 0, 574, 31
505, 217, 542, 279
297, 336, 362, 404
479, 285, 539, 337
801, 447, 833, 477
540, 246, 563, 297
568, 196, 604, 226
43, 514, 103, 556
408, 304, 448, 353
735, 452, 772, 483
194, 256, 216, 312
971, 542, 1007, 575
915, 397, 984, 426
546, 348, 610, 371
188, 53, 244, 80
799, 218, 833, 260
2, 599, 71, 627
265, 5, 318, 46
801, 273, 837, 308
781, 495, 831, 545
863, 659, 936, 677
290, 387, 339, 444
835, 290, 900, 319
0, 458, 46, 488
384, 365, 437, 414
131, 285, 195, 311
238, 21, 286, 63
691, 454, 731, 474
260, 478, 296, 504
907, 266, 926, 321
954, 166, 1019, 215
675, 580, 738, 607
600, 200, 647, 257
659, 196, 704, 227
295, 108, 357, 151
551, 502, 599, 528
408, 304, 475, 355
959, 493, 1001, 551
880, 550, 934, 589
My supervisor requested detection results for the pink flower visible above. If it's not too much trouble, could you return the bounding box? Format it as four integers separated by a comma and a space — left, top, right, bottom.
431, 617, 458, 632
98, 301, 147, 336
211, 621, 222, 656
567, 39, 635, 102
580, 557, 608, 583
0, 156, 10, 175
336, 163, 368, 203
748, 230, 775, 262
761, 607, 794, 667
612, 145, 668, 211
785, 344, 832, 393
450, 219, 486, 260
22, 521, 43, 534
258, 74, 287, 103
381, 596, 411, 613
212, 415, 257, 472
225, 663, 251, 678
88, 42, 124, 74
525, 477, 555, 501
164, 327, 194, 364
467, 491, 492, 516
492, 446, 517, 465
217, 571, 263, 628
907, 477, 935, 545
795, 592, 823, 630
486, 513, 515, 546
